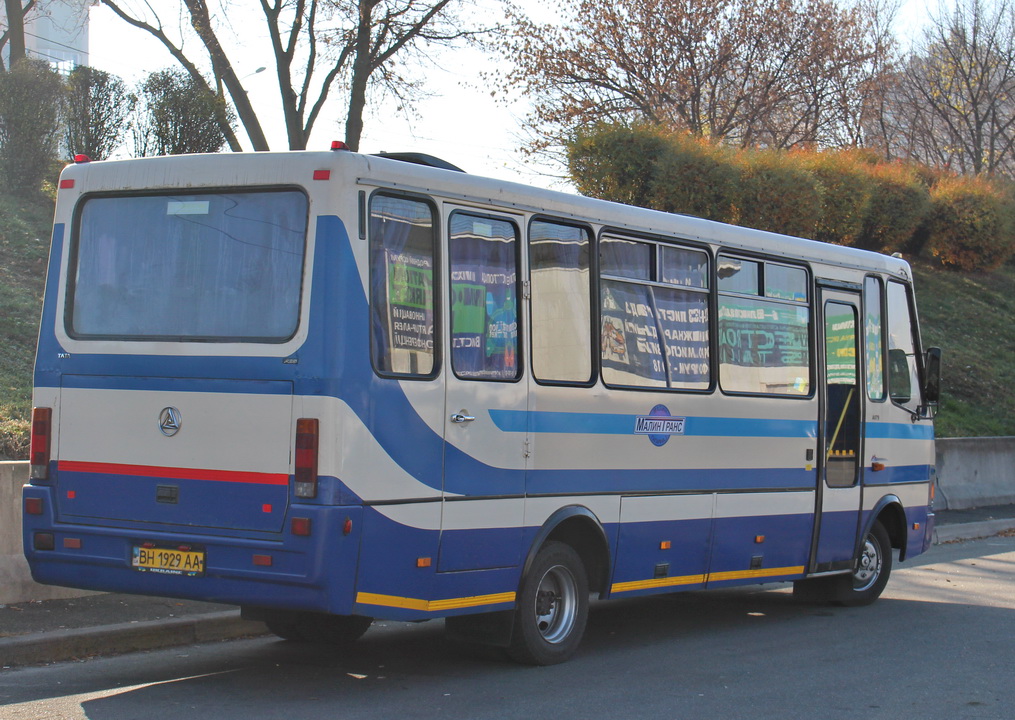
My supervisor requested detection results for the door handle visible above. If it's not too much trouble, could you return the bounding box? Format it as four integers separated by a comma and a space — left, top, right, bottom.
450, 412, 476, 424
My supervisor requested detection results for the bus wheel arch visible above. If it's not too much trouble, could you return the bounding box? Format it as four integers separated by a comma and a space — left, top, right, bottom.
868, 494, 908, 561
524, 505, 611, 599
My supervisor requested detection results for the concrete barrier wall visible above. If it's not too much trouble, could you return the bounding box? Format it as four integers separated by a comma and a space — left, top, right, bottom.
2, 461, 99, 604
3, 438, 1014, 604
935, 437, 1015, 511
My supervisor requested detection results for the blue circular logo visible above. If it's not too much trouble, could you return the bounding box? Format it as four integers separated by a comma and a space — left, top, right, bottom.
647, 404, 671, 447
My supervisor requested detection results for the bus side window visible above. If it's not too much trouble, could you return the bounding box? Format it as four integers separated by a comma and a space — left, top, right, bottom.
369, 194, 438, 377
717, 256, 810, 396
530, 220, 592, 384
449, 213, 520, 381
886, 281, 921, 408
863, 276, 886, 401
600, 236, 710, 391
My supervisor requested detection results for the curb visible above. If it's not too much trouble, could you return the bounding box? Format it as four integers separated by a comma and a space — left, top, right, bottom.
934, 518, 1015, 544
0, 611, 267, 668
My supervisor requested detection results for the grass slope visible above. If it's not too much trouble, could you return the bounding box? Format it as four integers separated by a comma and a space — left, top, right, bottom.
0, 193, 51, 458
0, 194, 1011, 457
913, 259, 1015, 437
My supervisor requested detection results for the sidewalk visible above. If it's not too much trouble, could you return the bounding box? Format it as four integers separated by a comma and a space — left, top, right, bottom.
3, 504, 1014, 669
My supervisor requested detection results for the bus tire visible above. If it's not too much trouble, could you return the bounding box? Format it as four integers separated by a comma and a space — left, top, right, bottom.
265, 618, 305, 642
507, 541, 589, 666
302, 614, 373, 645
263, 611, 372, 645
835, 520, 892, 606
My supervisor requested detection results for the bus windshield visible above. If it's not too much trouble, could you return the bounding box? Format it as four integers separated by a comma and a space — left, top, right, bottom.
68, 189, 307, 342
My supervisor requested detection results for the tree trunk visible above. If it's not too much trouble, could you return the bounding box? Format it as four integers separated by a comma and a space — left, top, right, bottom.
184, 0, 270, 151
344, 0, 375, 152
4, 0, 27, 67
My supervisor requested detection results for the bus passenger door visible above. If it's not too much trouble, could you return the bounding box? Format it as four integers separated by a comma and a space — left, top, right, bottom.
438, 209, 527, 572
812, 289, 864, 572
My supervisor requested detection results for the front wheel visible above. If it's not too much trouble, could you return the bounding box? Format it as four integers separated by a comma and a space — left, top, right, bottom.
837, 520, 892, 606
507, 541, 589, 666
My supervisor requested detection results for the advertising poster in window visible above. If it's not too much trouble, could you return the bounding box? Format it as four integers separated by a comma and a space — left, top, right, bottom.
601, 282, 709, 387
718, 299, 810, 394
451, 261, 518, 379
385, 248, 434, 355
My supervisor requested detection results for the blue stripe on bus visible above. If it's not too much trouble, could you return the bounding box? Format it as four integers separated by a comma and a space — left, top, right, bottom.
489, 409, 818, 438
865, 422, 934, 440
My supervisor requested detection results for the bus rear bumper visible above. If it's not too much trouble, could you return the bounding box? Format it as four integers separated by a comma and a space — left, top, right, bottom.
22, 486, 362, 616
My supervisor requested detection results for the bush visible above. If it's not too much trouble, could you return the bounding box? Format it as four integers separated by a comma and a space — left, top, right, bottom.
64, 66, 134, 161
649, 131, 739, 224
567, 123, 671, 208
799, 150, 872, 246
732, 149, 823, 238
925, 176, 1015, 271
132, 68, 233, 157
856, 163, 931, 253
0, 59, 65, 197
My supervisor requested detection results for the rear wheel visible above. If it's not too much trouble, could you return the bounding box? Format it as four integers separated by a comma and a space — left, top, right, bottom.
507, 541, 589, 666
262, 612, 372, 645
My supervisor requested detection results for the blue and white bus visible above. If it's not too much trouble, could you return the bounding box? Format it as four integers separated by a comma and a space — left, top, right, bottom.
24, 147, 941, 664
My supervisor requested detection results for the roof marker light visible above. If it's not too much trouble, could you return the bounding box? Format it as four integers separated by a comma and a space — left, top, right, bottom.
331, 140, 349, 151
73, 154, 91, 163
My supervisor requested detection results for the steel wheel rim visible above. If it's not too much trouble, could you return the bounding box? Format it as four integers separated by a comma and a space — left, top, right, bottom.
533, 564, 578, 644
853, 533, 883, 591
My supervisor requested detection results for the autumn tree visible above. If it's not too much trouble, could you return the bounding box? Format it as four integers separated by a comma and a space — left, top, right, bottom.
877, 0, 1015, 176
131, 68, 233, 156
494, 0, 894, 157
63, 66, 134, 160
100, 0, 480, 152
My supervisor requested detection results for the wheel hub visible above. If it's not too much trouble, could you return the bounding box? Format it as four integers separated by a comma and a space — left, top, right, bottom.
536, 589, 558, 616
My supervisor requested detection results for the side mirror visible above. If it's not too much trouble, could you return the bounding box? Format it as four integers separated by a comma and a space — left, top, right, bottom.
924, 347, 942, 405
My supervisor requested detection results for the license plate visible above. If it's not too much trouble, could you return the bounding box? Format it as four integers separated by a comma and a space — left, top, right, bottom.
132, 546, 205, 576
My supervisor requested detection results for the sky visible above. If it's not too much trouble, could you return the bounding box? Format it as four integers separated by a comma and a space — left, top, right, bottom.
85, 1, 558, 187
84, 0, 938, 190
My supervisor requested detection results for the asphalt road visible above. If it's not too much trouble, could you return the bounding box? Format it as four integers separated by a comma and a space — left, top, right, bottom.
2, 534, 1014, 720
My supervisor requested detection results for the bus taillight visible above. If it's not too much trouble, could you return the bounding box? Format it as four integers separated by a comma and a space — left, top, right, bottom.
30, 407, 52, 480
294, 418, 319, 499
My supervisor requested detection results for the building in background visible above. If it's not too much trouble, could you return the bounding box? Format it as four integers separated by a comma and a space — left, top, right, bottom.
2, 0, 91, 71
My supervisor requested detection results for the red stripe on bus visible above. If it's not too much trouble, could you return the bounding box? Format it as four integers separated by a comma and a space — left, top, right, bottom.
58, 460, 289, 486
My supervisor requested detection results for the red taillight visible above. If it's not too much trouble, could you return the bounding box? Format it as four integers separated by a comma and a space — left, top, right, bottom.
294, 418, 319, 498
30, 407, 52, 480
291, 517, 312, 536
25, 497, 43, 515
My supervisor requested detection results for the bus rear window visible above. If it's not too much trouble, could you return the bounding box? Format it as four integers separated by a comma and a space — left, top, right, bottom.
68, 190, 307, 341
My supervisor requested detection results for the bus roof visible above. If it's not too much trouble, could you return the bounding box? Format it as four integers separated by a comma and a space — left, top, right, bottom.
59, 149, 913, 282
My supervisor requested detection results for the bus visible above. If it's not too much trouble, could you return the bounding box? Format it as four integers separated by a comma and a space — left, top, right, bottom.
23, 146, 941, 665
